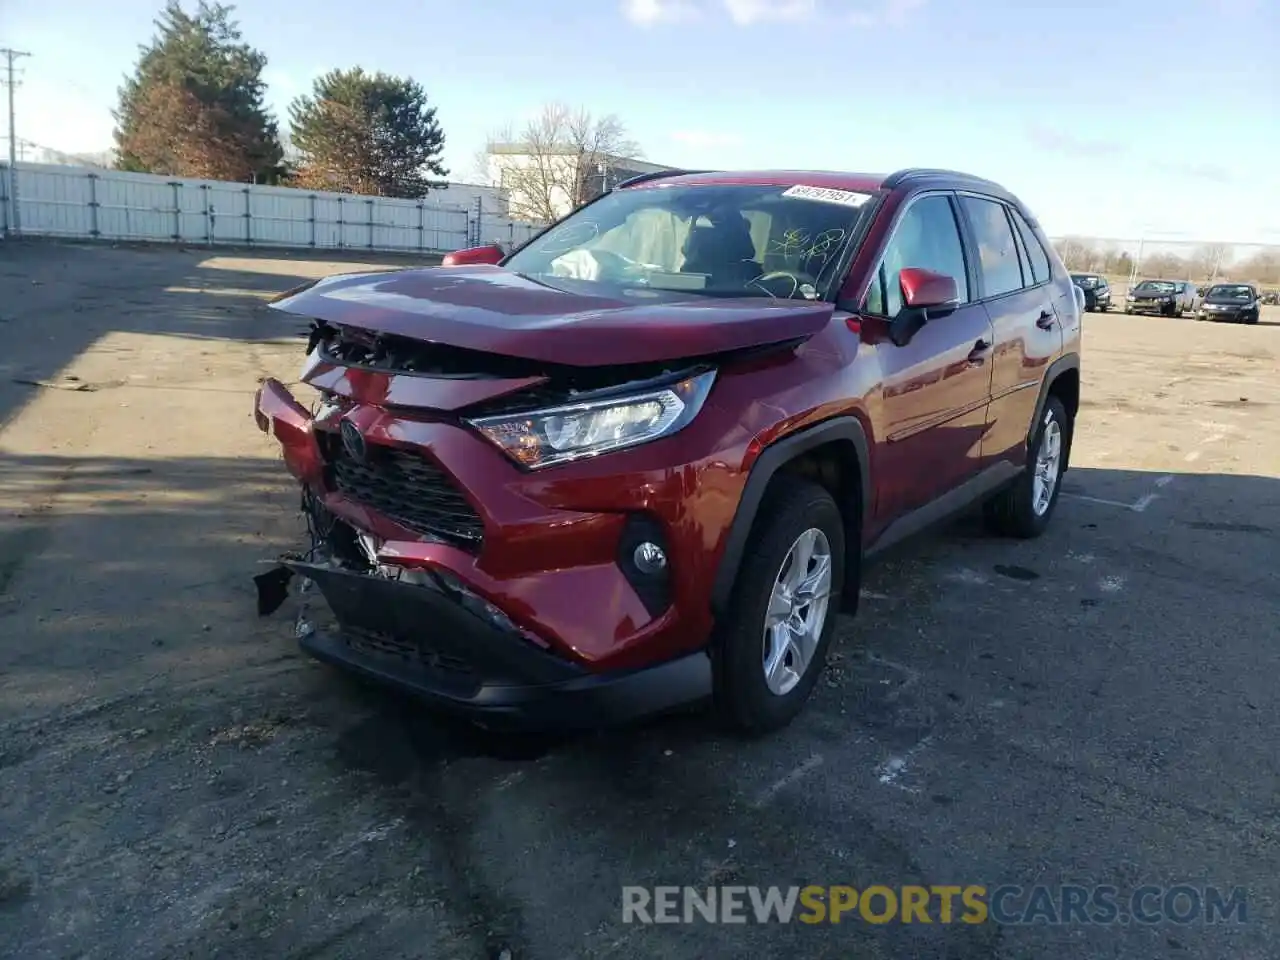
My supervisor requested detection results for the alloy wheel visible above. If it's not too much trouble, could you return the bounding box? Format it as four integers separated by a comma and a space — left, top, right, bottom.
1032, 412, 1063, 517
762, 528, 833, 696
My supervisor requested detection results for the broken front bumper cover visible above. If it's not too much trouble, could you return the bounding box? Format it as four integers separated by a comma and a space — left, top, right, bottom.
283, 560, 712, 730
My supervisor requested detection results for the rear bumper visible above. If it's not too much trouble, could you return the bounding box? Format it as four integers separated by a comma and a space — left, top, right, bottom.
286, 560, 713, 730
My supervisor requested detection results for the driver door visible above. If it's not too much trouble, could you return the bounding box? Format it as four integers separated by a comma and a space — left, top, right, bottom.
862, 192, 995, 525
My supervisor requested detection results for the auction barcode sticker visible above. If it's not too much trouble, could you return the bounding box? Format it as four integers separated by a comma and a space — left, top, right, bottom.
781, 185, 874, 207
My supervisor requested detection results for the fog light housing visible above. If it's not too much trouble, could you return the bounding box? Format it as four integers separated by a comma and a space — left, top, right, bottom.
618, 515, 672, 618
633, 542, 667, 574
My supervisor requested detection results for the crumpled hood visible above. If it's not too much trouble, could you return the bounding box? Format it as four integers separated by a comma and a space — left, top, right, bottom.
268, 265, 835, 366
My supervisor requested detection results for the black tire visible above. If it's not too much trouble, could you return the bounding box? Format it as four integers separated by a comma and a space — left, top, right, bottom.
984, 395, 1070, 539
713, 475, 848, 735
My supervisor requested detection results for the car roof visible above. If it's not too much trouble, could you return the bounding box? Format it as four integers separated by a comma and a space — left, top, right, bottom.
622, 170, 887, 193
620, 167, 1015, 198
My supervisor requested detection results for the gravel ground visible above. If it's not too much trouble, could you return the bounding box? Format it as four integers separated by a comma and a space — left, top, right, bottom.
1, 239, 1277, 959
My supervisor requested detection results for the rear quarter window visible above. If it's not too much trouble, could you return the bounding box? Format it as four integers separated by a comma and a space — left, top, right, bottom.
1008, 208, 1052, 285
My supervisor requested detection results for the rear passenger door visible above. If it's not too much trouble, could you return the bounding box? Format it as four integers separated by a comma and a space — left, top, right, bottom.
956, 194, 1062, 466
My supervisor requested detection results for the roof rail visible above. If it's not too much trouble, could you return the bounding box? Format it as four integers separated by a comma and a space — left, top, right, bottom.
614, 168, 713, 189
881, 167, 1003, 191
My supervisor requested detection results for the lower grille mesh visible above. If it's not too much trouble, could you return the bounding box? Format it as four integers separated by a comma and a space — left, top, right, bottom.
320, 432, 484, 548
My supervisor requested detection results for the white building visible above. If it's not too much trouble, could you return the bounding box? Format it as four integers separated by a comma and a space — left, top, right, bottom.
484, 143, 676, 223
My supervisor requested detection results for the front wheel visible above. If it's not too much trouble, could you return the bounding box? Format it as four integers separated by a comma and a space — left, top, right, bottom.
984, 395, 1070, 539
713, 476, 848, 735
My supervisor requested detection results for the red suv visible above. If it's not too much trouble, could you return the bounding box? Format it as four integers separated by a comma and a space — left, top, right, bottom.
254, 168, 1081, 734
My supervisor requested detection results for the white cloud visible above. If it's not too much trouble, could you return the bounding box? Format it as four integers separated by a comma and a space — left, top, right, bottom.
622, 0, 699, 24
722, 0, 817, 24
670, 130, 746, 147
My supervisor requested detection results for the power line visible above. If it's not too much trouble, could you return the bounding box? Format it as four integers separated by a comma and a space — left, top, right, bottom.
1, 48, 31, 233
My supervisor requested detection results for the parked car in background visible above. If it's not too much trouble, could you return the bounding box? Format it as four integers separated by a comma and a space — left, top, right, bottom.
1071, 273, 1112, 312
1125, 279, 1198, 316
1197, 283, 1261, 324
1261, 289, 1279, 306
254, 166, 1082, 735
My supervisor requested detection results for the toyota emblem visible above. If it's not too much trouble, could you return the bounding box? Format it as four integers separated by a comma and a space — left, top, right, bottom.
340, 419, 367, 463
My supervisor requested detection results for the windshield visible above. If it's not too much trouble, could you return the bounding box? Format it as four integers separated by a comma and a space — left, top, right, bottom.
502, 183, 875, 301
1072, 275, 1099, 288
1206, 284, 1252, 300
1135, 280, 1176, 293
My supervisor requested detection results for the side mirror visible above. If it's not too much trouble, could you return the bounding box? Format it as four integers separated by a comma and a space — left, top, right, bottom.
889, 267, 960, 347
441, 243, 506, 267
900, 267, 960, 310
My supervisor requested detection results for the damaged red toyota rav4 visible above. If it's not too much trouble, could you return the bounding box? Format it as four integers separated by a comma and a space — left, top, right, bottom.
254, 168, 1082, 735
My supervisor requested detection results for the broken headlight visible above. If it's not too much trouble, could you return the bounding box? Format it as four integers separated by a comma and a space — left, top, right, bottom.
467, 370, 716, 469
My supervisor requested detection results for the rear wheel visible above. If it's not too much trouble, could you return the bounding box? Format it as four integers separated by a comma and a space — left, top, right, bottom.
984, 395, 1070, 539
713, 476, 847, 735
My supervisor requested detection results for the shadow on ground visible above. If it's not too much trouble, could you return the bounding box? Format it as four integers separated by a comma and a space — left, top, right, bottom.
0, 239, 439, 427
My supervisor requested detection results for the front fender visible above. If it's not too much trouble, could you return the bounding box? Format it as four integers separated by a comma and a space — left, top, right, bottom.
709, 415, 871, 618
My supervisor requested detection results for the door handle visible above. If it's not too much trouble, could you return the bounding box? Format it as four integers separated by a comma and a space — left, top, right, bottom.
967, 339, 991, 364
1036, 309, 1055, 330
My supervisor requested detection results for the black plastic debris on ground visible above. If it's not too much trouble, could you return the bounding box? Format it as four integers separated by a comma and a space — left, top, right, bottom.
254, 565, 294, 616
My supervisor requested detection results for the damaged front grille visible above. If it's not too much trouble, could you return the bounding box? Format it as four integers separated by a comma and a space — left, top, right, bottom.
318, 431, 485, 548
318, 323, 546, 379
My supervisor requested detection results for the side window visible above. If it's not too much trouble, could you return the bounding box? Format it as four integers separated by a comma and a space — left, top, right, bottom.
960, 196, 1025, 297
1009, 207, 1051, 285
863, 194, 969, 318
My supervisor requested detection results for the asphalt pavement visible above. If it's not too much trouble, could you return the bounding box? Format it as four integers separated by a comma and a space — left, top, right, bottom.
1, 240, 1277, 959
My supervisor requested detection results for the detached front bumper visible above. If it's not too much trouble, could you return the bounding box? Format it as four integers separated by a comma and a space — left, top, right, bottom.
285, 560, 712, 730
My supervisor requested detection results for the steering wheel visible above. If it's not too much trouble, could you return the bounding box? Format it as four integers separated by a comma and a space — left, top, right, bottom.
749, 269, 820, 299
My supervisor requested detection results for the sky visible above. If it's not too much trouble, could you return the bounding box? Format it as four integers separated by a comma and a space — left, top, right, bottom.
2, 0, 1278, 245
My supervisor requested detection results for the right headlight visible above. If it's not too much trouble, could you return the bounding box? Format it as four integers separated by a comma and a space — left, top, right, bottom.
468, 370, 717, 470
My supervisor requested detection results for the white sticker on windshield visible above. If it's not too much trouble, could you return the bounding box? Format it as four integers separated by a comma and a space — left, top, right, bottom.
782, 184, 873, 207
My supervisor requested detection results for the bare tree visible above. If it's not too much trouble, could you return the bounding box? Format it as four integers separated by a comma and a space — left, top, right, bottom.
1054, 236, 1097, 272
481, 103, 640, 224
1237, 247, 1280, 286
1191, 243, 1230, 282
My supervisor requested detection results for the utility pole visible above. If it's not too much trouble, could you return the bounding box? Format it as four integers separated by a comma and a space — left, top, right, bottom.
1, 48, 31, 234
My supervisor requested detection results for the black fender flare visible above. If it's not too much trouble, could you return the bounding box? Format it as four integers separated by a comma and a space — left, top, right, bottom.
1028, 354, 1080, 441
1028, 353, 1081, 468
709, 416, 871, 618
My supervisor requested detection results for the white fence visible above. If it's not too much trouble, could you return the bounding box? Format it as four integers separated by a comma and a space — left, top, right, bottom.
0, 162, 543, 254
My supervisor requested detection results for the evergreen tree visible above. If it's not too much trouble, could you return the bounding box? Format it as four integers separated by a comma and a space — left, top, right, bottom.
114, 1, 283, 182
289, 68, 448, 198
